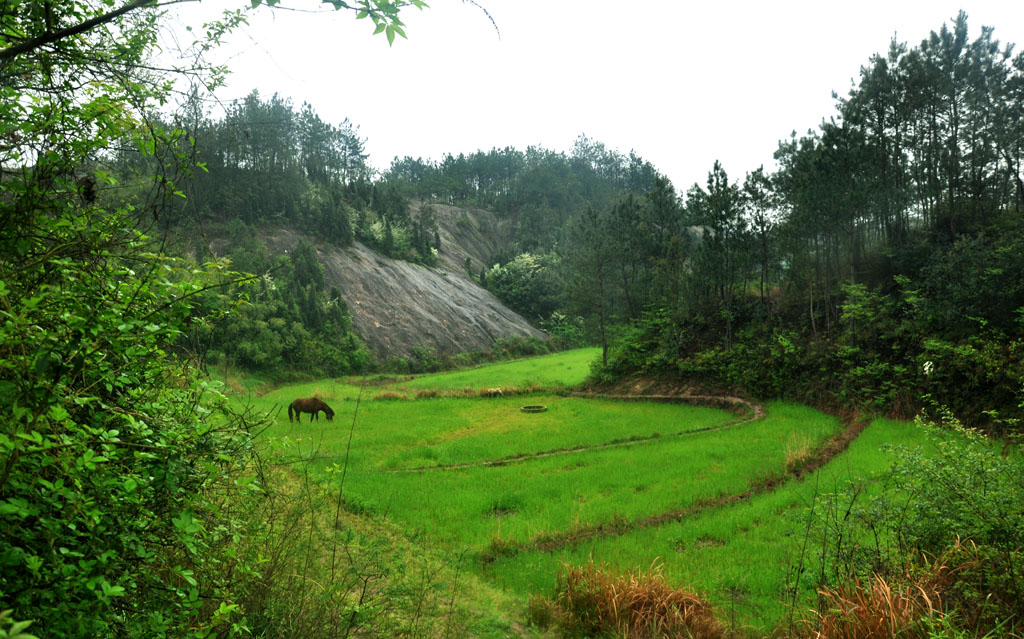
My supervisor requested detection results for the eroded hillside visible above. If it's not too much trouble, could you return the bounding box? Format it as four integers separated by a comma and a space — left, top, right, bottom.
227, 206, 543, 361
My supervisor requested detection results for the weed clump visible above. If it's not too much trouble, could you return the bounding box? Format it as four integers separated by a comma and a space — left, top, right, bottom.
541, 560, 724, 638
373, 390, 407, 401
785, 431, 813, 472
808, 573, 943, 639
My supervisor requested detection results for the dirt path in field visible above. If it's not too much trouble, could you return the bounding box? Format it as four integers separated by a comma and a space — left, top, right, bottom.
506, 413, 868, 556
379, 393, 765, 474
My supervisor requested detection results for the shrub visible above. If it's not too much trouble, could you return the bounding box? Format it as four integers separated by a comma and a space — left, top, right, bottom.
547, 561, 723, 639
493, 335, 552, 358
809, 573, 943, 639
0, 218, 266, 635
539, 311, 587, 350
808, 406, 1024, 636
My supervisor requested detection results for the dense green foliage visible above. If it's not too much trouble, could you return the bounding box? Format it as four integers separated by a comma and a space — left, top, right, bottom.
195, 226, 371, 377
385, 137, 659, 250
813, 409, 1024, 635
0, 3, 265, 634
555, 14, 1024, 422
0, 1, 428, 636
146, 90, 442, 266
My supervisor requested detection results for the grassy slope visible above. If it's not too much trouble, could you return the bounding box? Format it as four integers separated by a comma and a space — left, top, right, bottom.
246, 348, 928, 633
483, 417, 920, 631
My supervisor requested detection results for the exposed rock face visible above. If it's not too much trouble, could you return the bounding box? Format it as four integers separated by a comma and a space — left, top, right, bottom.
252, 218, 543, 361
319, 242, 542, 360
415, 202, 515, 276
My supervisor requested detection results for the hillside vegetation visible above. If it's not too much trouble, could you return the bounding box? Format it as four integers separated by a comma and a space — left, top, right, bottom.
3, 3, 1024, 639
164, 12, 1024, 421
382, 13, 1024, 424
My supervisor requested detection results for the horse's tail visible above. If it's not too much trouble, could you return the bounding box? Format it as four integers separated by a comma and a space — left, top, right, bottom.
287, 403, 294, 423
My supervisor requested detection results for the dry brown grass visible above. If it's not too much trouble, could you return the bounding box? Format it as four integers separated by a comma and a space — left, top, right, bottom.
785, 432, 814, 472
801, 538, 1018, 639
809, 574, 942, 639
372, 390, 408, 401
545, 560, 724, 639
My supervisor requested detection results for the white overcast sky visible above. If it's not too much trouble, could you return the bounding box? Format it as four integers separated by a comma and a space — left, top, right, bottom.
164, 1, 1024, 191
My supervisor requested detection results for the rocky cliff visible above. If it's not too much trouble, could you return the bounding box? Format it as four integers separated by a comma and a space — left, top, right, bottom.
245, 205, 543, 361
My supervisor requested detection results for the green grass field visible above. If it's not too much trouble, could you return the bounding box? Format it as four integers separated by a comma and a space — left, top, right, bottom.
247, 348, 927, 631
483, 417, 920, 630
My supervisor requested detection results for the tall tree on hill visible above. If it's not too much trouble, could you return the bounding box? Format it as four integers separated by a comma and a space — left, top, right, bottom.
686, 161, 748, 346
742, 166, 777, 307
642, 175, 688, 307
291, 240, 325, 291
607, 194, 650, 319
565, 206, 616, 366
839, 41, 915, 251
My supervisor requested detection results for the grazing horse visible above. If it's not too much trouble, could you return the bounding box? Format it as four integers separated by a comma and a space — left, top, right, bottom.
288, 397, 335, 423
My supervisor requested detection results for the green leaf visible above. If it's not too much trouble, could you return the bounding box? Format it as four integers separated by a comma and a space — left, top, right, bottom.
15, 431, 43, 444
9, 619, 38, 639
0, 502, 28, 517
172, 510, 201, 534
100, 580, 125, 597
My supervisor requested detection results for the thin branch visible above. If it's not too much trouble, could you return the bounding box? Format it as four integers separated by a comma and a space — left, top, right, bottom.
462, 0, 499, 39
1, 0, 168, 63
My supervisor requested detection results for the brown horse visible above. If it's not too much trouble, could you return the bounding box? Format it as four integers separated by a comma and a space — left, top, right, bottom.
288, 397, 335, 423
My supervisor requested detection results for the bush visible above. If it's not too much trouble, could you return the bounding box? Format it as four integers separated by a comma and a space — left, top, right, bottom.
546, 561, 724, 639
539, 311, 586, 350
492, 335, 552, 358
484, 252, 563, 322
0, 217, 266, 636
808, 406, 1024, 636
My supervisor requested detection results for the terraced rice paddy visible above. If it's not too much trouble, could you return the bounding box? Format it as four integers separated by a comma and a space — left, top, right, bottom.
244, 348, 922, 630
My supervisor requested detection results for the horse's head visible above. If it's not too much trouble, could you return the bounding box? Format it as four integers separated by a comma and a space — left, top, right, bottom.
325, 406, 335, 421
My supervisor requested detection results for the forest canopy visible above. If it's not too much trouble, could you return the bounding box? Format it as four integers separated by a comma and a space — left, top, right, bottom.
557, 12, 1024, 421
137, 12, 1024, 419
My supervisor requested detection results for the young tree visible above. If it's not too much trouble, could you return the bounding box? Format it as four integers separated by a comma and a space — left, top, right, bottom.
565, 206, 616, 366
742, 166, 777, 307
686, 161, 749, 346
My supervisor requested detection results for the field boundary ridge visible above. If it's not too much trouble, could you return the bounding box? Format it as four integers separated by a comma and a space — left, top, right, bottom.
380, 392, 764, 474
